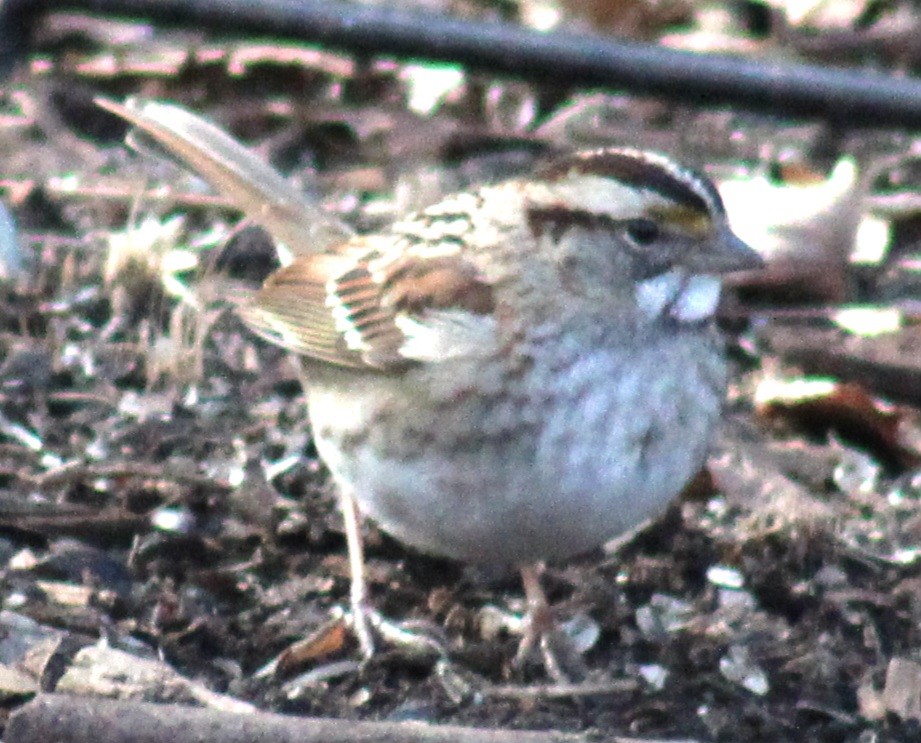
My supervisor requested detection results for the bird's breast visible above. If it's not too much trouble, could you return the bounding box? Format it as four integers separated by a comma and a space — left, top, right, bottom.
305, 328, 726, 565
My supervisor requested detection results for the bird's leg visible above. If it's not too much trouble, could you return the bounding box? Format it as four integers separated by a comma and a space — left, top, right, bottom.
339, 484, 449, 660
293, 354, 381, 658
515, 563, 588, 683
339, 483, 377, 658
516, 563, 553, 659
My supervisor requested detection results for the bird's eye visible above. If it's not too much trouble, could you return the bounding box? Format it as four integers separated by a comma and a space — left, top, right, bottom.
624, 218, 660, 246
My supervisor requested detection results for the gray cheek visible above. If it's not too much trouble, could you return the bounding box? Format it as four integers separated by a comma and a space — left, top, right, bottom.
553, 230, 633, 301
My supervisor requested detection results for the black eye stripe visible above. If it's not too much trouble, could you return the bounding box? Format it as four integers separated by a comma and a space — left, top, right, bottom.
527, 205, 616, 241
527, 206, 667, 248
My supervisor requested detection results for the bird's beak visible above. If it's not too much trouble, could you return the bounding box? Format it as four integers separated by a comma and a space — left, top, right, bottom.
684, 225, 764, 275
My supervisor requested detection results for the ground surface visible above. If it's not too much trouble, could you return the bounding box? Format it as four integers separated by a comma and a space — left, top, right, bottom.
3, 4, 921, 742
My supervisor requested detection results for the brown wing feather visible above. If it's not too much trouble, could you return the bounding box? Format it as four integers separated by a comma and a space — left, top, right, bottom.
239, 237, 401, 369
384, 256, 495, 315
239, 252, 368, 367
241, 237, 497, 371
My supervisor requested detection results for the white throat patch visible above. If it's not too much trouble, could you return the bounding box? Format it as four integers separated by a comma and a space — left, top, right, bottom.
635, 270, 722, 323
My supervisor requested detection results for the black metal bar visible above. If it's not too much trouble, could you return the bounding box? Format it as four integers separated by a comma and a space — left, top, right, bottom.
3, 0, 921, 127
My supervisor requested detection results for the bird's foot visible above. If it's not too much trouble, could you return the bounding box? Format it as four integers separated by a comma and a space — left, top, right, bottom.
345, 602, 449, 662
512, 607, 589, 683
513, 564, 590, 683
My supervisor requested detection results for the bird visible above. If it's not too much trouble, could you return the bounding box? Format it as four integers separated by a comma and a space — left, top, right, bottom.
98, 97, 763, 680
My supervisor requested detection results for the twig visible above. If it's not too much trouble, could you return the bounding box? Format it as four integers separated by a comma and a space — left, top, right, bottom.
25, 460, 232, 490
484, 678, 639, 699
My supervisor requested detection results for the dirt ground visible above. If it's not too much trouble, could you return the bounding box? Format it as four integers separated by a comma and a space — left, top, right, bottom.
4, 4, 921, 742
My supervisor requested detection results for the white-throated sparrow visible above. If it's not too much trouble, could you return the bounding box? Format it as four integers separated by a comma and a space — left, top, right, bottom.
100, 98, 762, 680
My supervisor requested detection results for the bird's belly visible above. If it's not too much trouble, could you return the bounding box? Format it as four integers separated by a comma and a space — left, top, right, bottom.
308, 335, 725, 566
